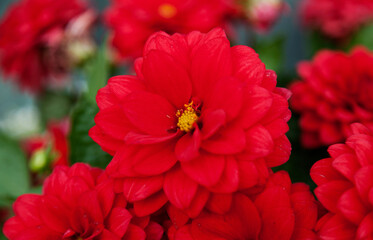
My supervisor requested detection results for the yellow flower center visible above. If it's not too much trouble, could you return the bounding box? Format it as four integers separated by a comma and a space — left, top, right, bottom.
176, 101, 199, 132
158, 3, 177, 19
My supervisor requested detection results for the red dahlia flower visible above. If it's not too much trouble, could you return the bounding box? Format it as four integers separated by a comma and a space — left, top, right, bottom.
104, 0, 235, 60
290, 47, 373, 148
300, 0, 373, 39
0, 0, 95, 92
3, 163, 163, 240
311, 123, 373, 239
166, 171, 318, 240
90, 28, 292, 217
23, 120, 70, 169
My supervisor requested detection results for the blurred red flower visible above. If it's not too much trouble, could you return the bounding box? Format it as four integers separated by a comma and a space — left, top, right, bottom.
239, 0, 288, 32
166, 171, 318, 240
300, 0, 373, 39
311, 123, 373, 239
290, 47, 373, 148
104, 0, 236, 60
90, 28, 291, 217
22, 120, 70, 168
3, 163, 163, 240
0, 0, 95, 92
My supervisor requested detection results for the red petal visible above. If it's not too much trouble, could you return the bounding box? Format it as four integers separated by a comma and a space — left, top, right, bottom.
39, 196, 70, 233
203, 77, 243, 121
237, 86, 273, 128
317, 214, 356, 240
244, 125, 274, 159
337, 188, 368, 225
96, 85, 116, 110
237, 160, 259, 189
175, 128, 201, 162
144, 221, 164, 240
208, 156, 239, 193
201, 126, 246, 155
167, 204, 190, 229
205, 193, 232, 214
106, 144, 177, 177
184, 187, 210, 218
96, 178, 115, 218
143, 50, 191, 109
357, 213, 373, 239
13, 194, 42, 225
125, 131, 178, 145
314, 180, 352, 212
310, 158, 344, 186
332, 153, 360, 182
265, 135, 291, 167
261, 92, 290, 124
122, 91, 176, 136
346, 134, 373, 166
144, 31, 188, 66
264, 119, 289, 139
108, 75, 145, 102
106, 208, 132, 238
133, 191, 168, 217
122, 175, 164, 202
123, 224, 146, 240
255, 186, 295, 240
190, 37, 231, 99
3, 217, 25, 239
88, 126, 124, 155
231, 45, 265, 85
181, 153, 225, 187
354, 166, 373, 203
200, 109, 226, 140
164, 168, 198, 209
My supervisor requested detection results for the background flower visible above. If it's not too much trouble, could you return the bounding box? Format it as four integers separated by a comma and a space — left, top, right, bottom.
290, 47, 373, 148
300, 0, 373, 39
104, 0, 236, 60
3, 163, 163, 240
311, 123, 373, 239
0, 0, 95, 92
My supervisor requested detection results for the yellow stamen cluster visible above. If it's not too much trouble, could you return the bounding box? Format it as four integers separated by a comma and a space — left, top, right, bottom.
158, 3, 177, 19
176, 102, 199, 132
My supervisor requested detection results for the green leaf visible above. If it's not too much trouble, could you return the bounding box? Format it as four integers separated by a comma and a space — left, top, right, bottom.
0, 133, 30, 200
349, 23, 373, 50
38, 90, 75, 126
84, 43, 110, 103
255, 35, 285, 72
69, 97, 112, 169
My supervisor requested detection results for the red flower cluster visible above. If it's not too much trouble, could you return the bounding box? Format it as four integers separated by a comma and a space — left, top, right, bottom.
311, 123, 373, 239
3, 163, 163, 240
90, 28, 292, 217
23, 120, 70, 168
300, 0, 373, 39
0, 0, 93, 92
290, 47, 373, 148
166, 171, 318, 240
104, 0, 235, 60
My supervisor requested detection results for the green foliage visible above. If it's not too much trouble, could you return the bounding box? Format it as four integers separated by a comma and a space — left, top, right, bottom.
0, 133, 30, 205
256, 35, 285, 73
308, 31, 337, 54
69, 42, 113, 169
38, 90, 75, 126
84, 43, 110, 103
69, 97, 112, 169
350, 23, 373, 50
